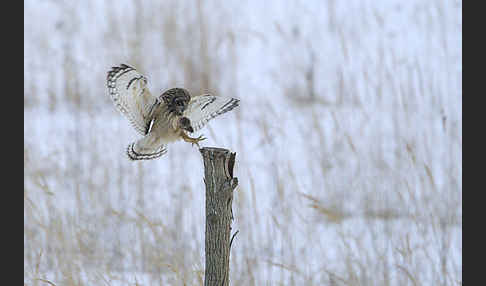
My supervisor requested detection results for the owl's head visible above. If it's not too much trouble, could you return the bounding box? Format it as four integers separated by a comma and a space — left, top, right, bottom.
161, 88, 191, 115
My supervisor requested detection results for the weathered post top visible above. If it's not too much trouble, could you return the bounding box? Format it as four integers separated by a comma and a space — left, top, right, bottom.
200, 147, 237, 181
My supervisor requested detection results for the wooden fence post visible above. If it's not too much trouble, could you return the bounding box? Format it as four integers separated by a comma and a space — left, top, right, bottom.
200, 147, 238, 286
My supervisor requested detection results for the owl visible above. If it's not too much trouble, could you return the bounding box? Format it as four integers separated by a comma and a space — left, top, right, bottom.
106, 64, 239, 160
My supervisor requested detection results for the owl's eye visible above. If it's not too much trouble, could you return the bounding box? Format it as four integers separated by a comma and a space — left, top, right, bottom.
175, 100, 184, 106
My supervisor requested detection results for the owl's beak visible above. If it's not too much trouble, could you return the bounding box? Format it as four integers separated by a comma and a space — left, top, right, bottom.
176, 106, 185, 115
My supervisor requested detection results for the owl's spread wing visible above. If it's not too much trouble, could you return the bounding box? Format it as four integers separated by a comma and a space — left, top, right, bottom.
127, 133, 167, 161
107, 64, 160, 135
183, 94, 239, 132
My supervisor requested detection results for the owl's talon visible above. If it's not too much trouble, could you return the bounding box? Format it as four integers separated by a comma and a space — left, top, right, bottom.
192, 135, 206, 148
182, 132, 206, 147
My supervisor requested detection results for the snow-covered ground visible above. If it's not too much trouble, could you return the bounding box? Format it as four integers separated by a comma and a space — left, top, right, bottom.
24, 0, 461, 285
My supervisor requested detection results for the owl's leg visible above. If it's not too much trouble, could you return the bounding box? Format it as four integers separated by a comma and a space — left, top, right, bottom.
180, 131, 206, 148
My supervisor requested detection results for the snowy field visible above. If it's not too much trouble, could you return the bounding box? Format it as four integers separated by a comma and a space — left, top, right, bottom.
24, 0, 462, 285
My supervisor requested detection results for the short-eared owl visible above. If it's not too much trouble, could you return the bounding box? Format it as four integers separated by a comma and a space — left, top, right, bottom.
107, 64, 239, 160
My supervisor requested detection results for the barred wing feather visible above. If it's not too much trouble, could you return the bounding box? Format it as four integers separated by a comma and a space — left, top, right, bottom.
183, 94, 239, 132
106, 64, 159, 135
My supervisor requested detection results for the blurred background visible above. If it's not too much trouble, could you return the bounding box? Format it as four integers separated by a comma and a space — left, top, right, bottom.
24, 0, 462, 285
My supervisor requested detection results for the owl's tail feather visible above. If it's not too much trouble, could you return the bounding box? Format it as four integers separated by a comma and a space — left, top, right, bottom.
126, 142, 166, 161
